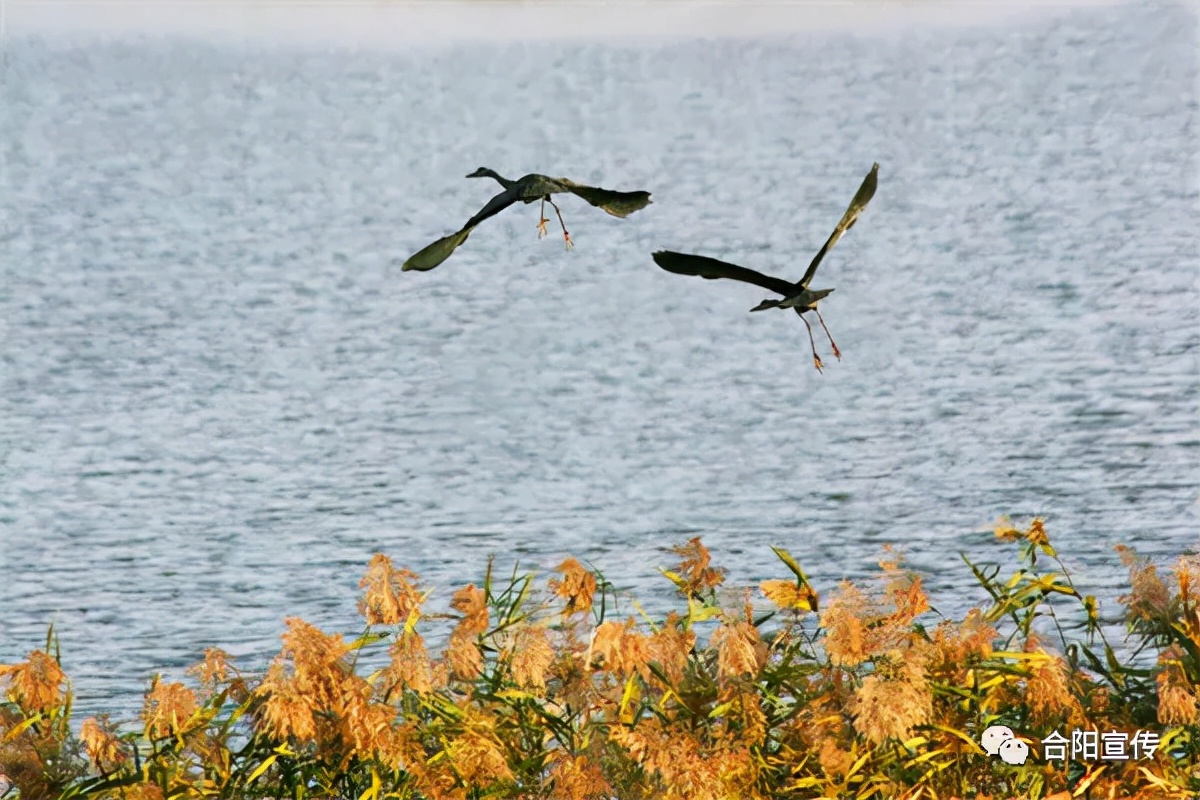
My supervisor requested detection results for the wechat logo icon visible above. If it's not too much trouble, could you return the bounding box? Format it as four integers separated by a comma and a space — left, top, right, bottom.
981, 725, 1029, 765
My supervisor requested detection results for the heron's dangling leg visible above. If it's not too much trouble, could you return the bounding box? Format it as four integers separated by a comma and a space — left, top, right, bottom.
537, 197, 550, 239
801, 314, 824, 372
815, 308, 841, 360
546, 196, 573, 250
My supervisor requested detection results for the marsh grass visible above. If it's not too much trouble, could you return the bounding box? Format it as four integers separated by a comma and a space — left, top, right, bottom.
2, 521, 1198, 799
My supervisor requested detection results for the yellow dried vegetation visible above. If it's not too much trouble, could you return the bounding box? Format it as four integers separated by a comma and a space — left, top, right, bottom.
1, 521, 1198, 799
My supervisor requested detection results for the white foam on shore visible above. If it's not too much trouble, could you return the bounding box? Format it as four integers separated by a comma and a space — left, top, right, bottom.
3, 0, 1134, 47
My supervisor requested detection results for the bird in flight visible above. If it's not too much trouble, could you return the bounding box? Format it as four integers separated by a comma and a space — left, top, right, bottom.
652, 162, 878, 372
402, 169, 652, 272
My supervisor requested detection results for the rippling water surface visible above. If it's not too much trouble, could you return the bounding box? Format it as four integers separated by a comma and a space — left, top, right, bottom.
2, 2, 1198, 717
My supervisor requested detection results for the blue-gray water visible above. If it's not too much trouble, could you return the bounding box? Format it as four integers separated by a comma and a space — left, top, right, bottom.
2, 2, 1198, 720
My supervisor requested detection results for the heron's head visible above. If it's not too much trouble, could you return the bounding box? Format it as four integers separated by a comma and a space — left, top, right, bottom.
750, 298, 782, 312
466, 167, 492, 179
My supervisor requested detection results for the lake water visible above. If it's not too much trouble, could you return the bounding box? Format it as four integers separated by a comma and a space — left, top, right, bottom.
1, 1, 1197, 719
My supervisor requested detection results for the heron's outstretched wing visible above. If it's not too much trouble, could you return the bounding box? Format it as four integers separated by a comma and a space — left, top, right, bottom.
652, 250, 797, 297
402, 226, 474, 272
460, 185, 523, 230
799, 162, 878, 288
561, 181, 653, 218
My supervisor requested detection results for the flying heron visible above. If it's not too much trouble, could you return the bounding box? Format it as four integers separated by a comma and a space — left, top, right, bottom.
401, 169, 652, 272
651, 163, 878, 372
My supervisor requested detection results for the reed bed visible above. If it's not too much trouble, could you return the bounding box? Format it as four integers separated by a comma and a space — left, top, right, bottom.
2, 520, 1198, 799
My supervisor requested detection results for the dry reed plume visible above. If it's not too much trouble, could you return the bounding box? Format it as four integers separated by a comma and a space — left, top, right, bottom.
1, 520, 1197, 799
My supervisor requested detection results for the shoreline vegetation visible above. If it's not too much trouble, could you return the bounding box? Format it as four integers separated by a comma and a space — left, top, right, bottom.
2, 521, 1198, 799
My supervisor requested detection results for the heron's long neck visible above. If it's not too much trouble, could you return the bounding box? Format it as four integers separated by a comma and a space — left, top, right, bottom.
483, 168, 515, 188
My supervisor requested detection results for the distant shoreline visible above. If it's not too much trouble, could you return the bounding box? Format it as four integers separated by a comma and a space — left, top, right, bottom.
4, 0, 1137, 46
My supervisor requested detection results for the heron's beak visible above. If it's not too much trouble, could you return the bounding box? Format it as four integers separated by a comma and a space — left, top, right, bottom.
750, 299, 780, 312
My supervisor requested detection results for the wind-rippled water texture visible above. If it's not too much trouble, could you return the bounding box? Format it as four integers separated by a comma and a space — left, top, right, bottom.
2, 2, 1197, 718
